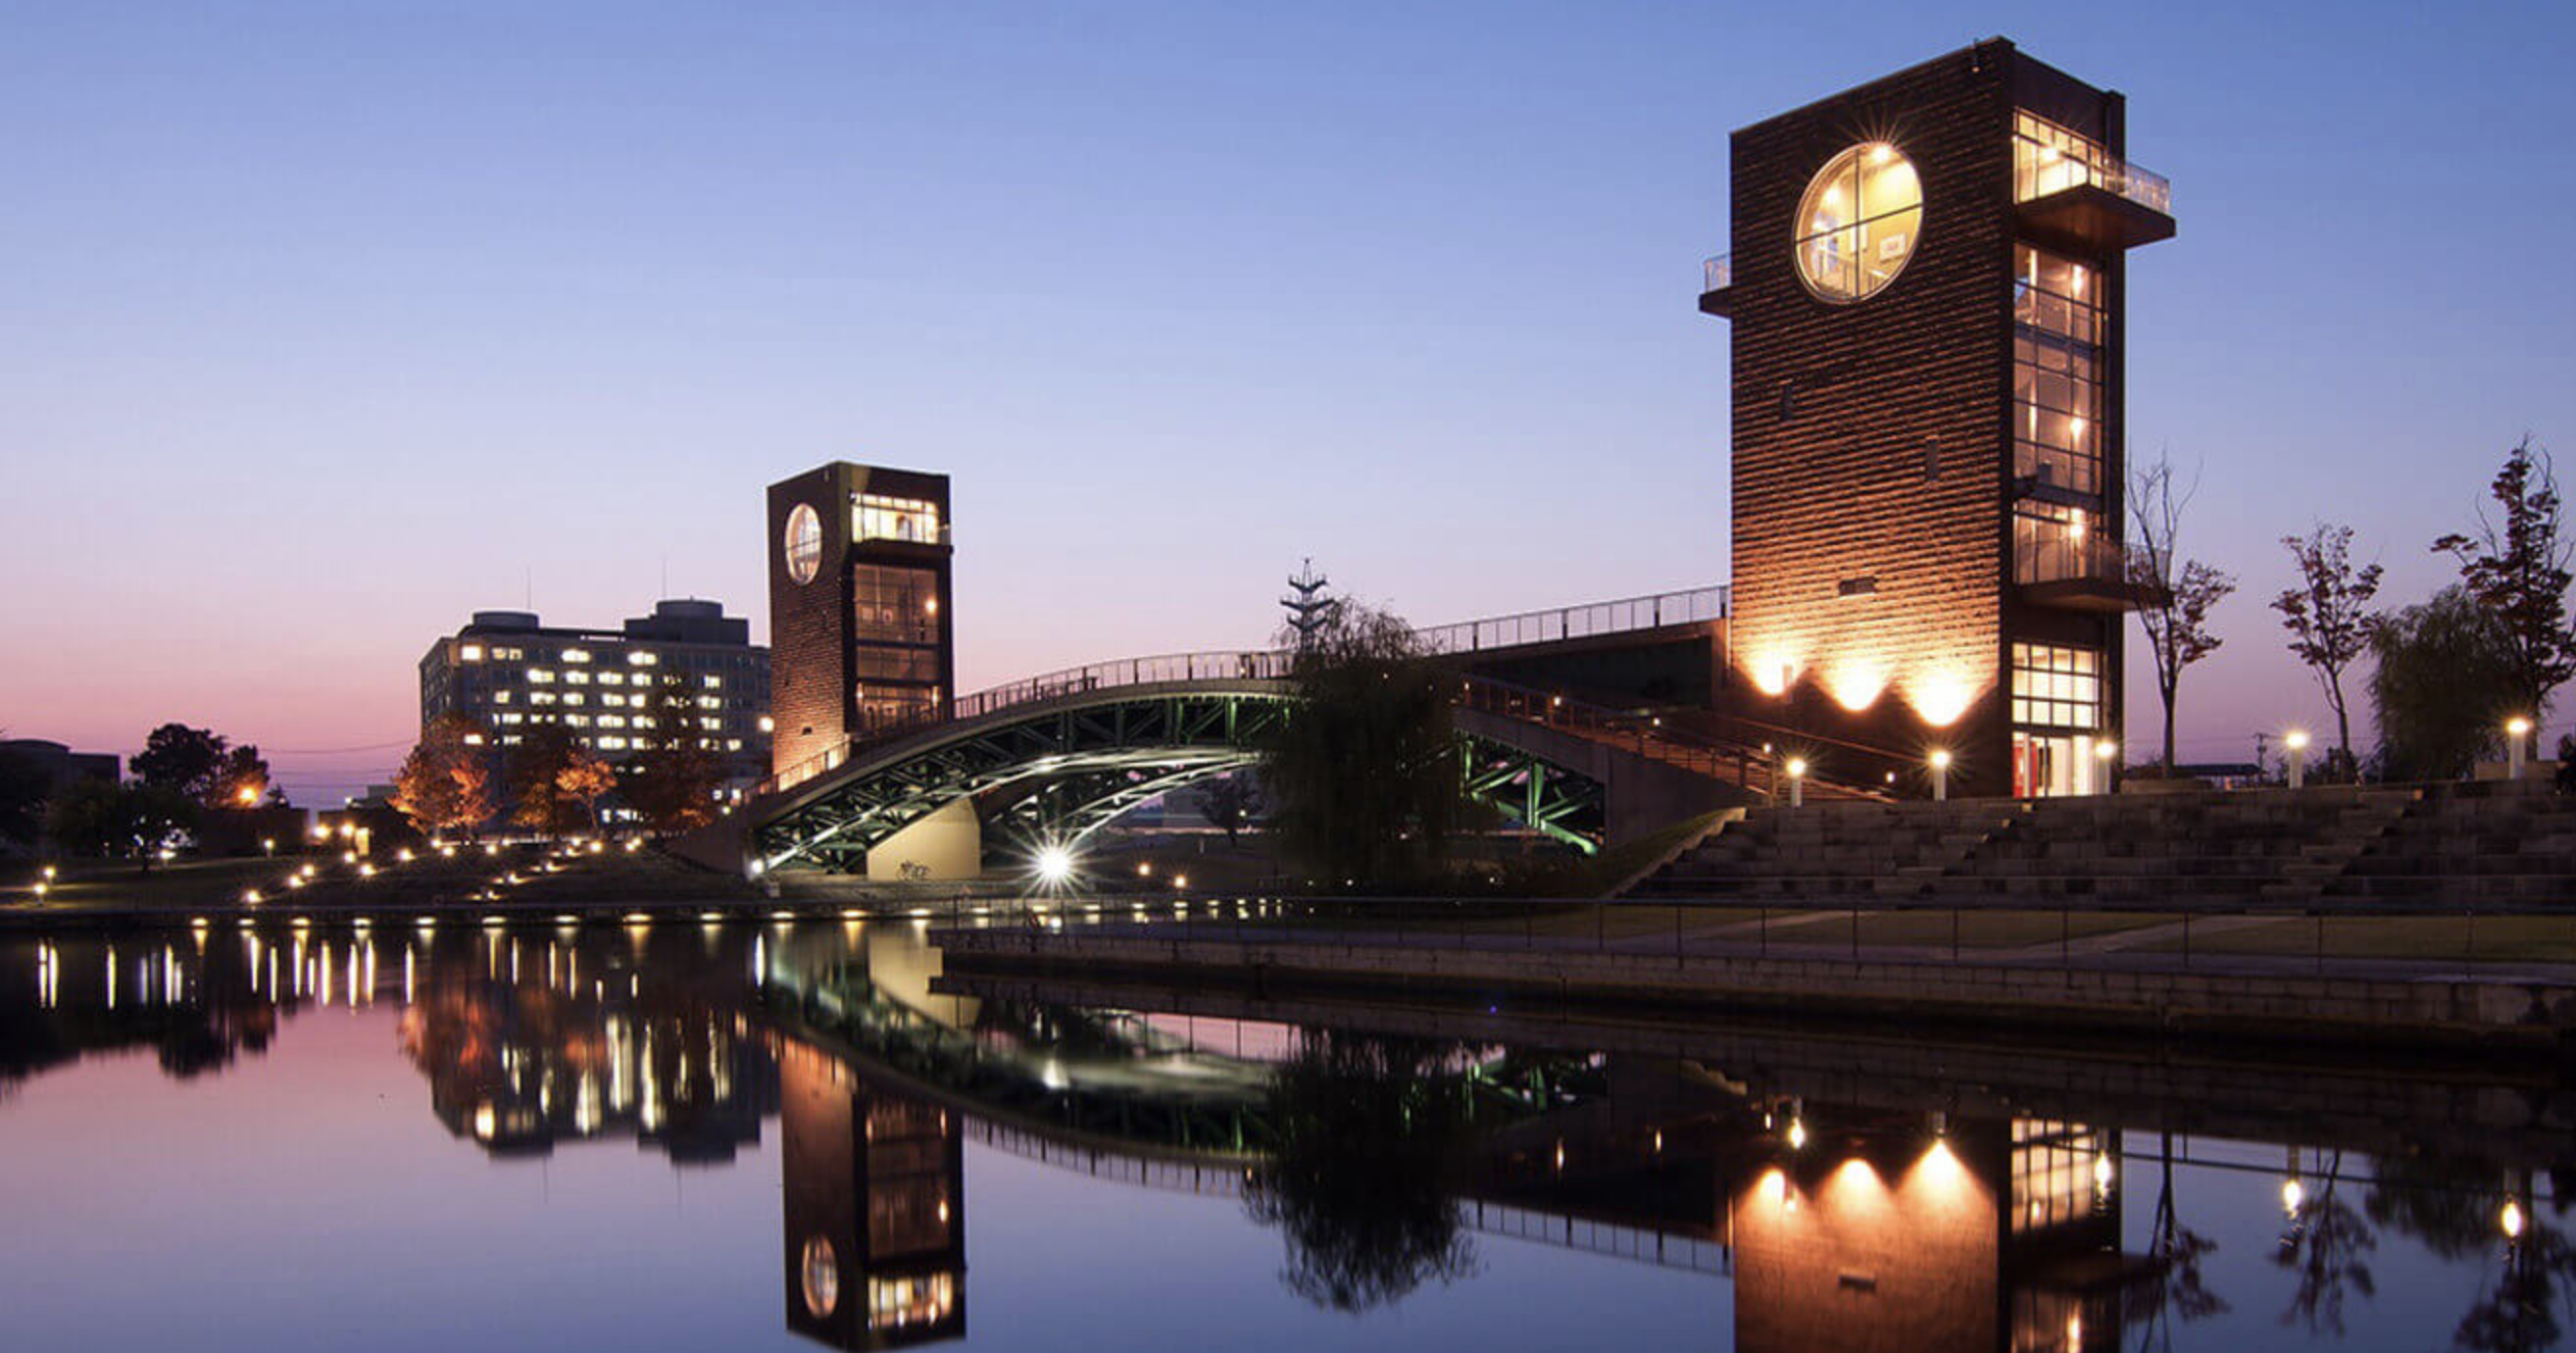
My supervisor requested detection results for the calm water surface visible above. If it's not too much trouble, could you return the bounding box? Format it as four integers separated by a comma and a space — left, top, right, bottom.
1, 919, 2567, 1351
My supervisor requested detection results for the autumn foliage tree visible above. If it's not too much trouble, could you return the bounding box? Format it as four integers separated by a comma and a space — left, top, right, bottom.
2433, 437, 2576, 756
2273, 524, 2384, 776
390, 713, 496, 839
507, 726, 616, 837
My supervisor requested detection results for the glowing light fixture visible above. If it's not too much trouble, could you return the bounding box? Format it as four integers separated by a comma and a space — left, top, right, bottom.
1034, 845, 1074, 886
1928, 749, 1953, 801
2502, 1198, 2526, 1239
2285, 728, 2310, 789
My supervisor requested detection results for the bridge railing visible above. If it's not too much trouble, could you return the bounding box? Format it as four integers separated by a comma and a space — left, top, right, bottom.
1459, 674, 1895, 801
756, 649, 1293, 797
753, 586, 1737, 800
1414, 584, 1729, 655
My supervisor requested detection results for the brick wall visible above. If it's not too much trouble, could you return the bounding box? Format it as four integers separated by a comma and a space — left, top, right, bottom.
768, 465, 856, 776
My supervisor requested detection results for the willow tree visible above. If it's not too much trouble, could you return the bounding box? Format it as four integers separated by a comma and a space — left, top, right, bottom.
1259, 599, 1462, 886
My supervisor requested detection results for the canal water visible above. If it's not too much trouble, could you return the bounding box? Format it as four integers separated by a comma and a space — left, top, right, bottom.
1, 920, 2566, 1351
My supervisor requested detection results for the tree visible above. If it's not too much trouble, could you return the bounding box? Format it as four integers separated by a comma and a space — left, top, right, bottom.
2434, 437, 2576, 757
1199, 774, 1262, 847
390, 714, 496, 838
2369, 586, 2517, 780
2272, 524, 2384, 774
507, 726, 601, 838
44, 779, 195, 870
129, 724, 227, 804
210, 744, 272, 810
619, 685, 722, 835
1259, 598, 1464, 885
2128, 455, 2238, 769
555, 746, 618, 832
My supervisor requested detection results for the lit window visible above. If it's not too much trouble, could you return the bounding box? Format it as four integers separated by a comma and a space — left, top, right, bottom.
700, 717, 720, 731
628, 651, 658, 667
494, 690, 513, 705
598, 736, 626, 750
563, 648, 591, 664
603, 693, 625, 708
855, 493, 942, 544
703, 675, 722, 689
2009, 643, 2102, 729
758, 716, 776, 732
528, 669, 556, 683
698, 696, 721, 710
500, 713, 523, 725
564, 691, 585, 707
1794, 142, 1921, 302
726, 739, 742, 751
461, 644, 485, 662
464, 732, 486, 745
600, 672, 624, 685
599, 715, 626, 728
531, 691, 558, 706
567, 715, 590, 727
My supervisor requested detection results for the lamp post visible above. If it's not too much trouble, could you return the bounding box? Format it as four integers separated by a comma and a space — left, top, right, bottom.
1928, 750, 1952, 802
2506, 717, 2533, 779
2285, 729, 2310, 790
1785, 757, 1808, 809
2093, 739, 2118, 795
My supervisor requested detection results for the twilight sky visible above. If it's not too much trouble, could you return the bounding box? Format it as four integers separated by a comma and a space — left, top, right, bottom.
3, 1, 2571, 802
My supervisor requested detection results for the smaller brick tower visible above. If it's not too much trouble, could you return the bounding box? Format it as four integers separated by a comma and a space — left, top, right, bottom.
1703, 39, 2172, 796
766, 463, 956, 779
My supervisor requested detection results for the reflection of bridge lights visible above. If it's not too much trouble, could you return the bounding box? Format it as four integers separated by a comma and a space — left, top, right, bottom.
2503, 1199, 2526, 1239
2281, 1178, 2304, 1215
2093, 1153, 2113, 1190
1787, 1118, 1808, 1150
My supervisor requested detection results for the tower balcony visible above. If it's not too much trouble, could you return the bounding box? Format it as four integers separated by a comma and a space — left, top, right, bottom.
1698, 254, 1734, 318
2013, 138, 2175, 252
2016, 531, 2169, 614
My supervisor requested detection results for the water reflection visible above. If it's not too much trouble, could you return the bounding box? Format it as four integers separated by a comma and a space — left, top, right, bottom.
5, 923, 2575, 1350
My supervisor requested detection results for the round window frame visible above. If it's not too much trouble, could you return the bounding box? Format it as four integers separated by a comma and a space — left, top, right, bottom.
800, 1234, 840, 1319
783, 503, 823, 585
1790, 142, 1923, 305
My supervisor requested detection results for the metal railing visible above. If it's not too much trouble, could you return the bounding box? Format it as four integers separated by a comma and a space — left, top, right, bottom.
758, 649, 1292, 796
1459, 674, 1895, 800
2012, 132, 2171, 216
940, 892, 2576, 979
1702, 254, 1732, 294
755, 586, 1733, 799
1416, 585, 1729, 656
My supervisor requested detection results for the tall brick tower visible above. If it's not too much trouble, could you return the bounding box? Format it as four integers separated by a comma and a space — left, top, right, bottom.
1702, 39, 2172, 797
767, 463, 956, 779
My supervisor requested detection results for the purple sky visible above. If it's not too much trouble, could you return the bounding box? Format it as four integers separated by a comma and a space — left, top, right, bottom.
3, 2, 2570, 802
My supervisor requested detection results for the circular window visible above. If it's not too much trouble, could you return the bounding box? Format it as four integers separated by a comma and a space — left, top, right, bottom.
800, 1234, 840, 1319
1793, 142, 1922, 302
783, 503, 822, 585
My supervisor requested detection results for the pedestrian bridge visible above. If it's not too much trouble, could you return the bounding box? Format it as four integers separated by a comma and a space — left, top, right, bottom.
718, 586, 1889, 877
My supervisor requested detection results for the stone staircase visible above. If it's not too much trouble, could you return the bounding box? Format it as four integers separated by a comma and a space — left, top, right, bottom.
1625, 799, 2028, 899
2319, 779, 2576, 906
1621, 781, 2576, 907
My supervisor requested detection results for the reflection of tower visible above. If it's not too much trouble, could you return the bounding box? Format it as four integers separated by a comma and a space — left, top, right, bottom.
1729, 1111, 2124, 1353
781, 1041, 966, 1350
1279, 559, 1338, 651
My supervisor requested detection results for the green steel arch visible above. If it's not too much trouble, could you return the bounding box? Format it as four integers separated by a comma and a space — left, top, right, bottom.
747, 676, 1614, 875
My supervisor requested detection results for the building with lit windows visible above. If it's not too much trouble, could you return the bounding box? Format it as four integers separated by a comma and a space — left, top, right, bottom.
1700, 39, 2171, 797
767, 464, 956, 779
417, 598, 772, 788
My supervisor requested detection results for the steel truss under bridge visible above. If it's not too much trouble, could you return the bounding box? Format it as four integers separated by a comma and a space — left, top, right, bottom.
751, 683, 1616, 874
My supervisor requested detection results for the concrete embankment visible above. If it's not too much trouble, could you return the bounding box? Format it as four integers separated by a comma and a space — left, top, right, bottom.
933, 926, 2576, 1053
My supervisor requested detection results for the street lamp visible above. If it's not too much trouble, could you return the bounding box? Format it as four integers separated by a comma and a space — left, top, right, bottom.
1785, 757, 1808, 809
1928, 749, 1952, 802
2093, 739, 2118, 795
2506, 716, 2534, 779
2285, 728, 2311, 790
1034, 845, 1073, 888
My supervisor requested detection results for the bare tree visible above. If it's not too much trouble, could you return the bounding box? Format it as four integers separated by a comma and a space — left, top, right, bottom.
2434, 437, 2576, 758
2128, 455, 2238, 770
2273, 524, 2384, 774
